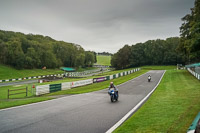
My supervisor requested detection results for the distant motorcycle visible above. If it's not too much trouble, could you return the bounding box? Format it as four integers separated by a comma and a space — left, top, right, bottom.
148, 76, 151, 82
108, 90, 118, 102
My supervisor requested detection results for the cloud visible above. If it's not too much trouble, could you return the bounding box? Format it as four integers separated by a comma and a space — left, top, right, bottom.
0, 0, 195, 53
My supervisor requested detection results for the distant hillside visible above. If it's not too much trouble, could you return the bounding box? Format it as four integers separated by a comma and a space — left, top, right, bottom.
96, 55, 111, 66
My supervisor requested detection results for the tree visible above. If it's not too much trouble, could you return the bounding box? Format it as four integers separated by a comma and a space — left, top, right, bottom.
111, 45, 131, 69
179, 0, 200, 63
111, 37, 183, 69
0, 29, 96, 69
85, 51, 95, 66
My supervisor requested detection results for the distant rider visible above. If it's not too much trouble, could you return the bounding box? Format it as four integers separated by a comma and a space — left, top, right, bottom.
108, 82, 118, 96
148, 75, 151, 81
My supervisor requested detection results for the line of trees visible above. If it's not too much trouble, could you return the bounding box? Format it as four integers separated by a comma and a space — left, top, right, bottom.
111, 0, 200, 69
0, 30, 96, 69
97, 52, 113, 56
178, 0, 200, 64
111, 37, 184, 69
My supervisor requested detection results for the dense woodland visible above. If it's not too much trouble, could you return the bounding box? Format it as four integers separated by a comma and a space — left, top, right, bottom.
111, 37, 184, 69
111, 0, 200, 69
0, 30, 96, 69
178, 0, 200, 64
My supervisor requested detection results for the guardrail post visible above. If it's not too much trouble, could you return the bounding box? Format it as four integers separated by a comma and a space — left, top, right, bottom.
26, 87, 28, 97
8, 89, 9, 99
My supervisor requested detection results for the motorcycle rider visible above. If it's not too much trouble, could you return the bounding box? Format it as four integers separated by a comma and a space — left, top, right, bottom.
108, 82, 118, 96
148, 75, 151, 82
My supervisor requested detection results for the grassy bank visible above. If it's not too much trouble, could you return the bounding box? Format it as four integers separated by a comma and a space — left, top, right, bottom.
0, 64, 98, 80
114, 69, 200, 133
0, 64, 63, 80
96, 55, 111, 66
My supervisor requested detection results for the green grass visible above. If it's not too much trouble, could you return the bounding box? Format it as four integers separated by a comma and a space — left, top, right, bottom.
96, 55, 111, 66
0, 64, 63, 80
141, 65, 176, 70
114, 69, 200, 133
0, 64, 98, 80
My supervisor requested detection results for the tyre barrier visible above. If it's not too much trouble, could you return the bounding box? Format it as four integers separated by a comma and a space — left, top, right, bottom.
35, 68, 141, 96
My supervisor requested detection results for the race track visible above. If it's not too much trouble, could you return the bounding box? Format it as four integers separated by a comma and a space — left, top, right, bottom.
0, 70, 165, 133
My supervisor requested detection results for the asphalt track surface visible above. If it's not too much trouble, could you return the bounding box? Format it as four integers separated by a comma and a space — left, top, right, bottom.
0, 80, 38, 87
0, 70, 165, 133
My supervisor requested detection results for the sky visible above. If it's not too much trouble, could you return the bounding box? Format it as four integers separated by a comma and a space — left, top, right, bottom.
0, 0, 195, 53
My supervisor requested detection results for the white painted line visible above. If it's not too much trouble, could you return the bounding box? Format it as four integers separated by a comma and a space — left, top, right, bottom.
106, 70, 166, 133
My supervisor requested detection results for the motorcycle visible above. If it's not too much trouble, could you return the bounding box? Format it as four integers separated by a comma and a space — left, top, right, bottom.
108, 90, 118, 102
148, 76, 151, 82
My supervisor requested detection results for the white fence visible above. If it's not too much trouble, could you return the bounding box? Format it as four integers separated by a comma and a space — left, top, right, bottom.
187, 68, 200, 80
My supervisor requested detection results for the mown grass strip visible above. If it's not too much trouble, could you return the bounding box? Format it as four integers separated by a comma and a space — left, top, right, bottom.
114, 69, 200, 133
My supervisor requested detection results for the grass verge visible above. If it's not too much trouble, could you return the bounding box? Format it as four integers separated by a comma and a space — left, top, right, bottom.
114, 69, 200, 133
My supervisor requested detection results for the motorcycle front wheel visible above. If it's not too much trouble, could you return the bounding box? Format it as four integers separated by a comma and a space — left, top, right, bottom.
111, 95, 114, 102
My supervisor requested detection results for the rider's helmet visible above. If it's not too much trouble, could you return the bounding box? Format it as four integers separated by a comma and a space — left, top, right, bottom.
110, 82, 114, 88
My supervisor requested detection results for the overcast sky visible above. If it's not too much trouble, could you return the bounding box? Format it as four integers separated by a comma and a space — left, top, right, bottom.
0, 0, 195, 53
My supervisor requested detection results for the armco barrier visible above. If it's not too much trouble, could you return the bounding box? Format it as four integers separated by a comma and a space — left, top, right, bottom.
187, 68, 200, 80
50, 84, 61, 93
93, 77, 107, 83
62, 82, 71, 90
35, 68, 141, 95
71, 79, 93, 88
106, 76, 110, 80
36, 85, 49, 96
